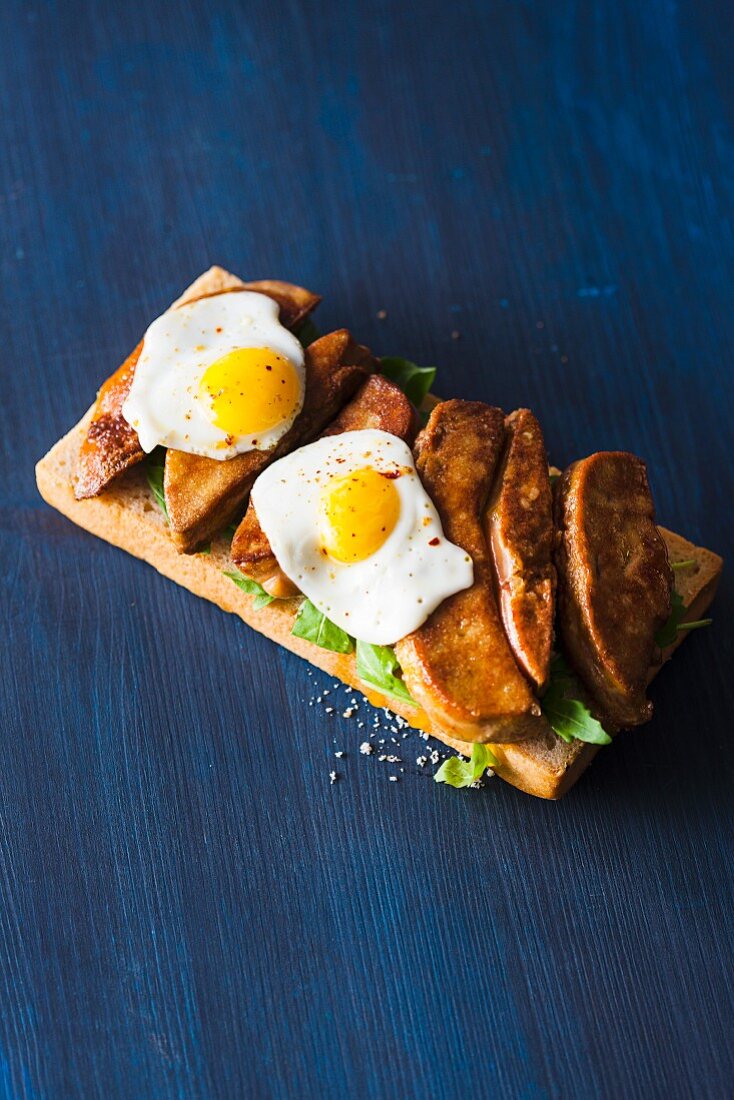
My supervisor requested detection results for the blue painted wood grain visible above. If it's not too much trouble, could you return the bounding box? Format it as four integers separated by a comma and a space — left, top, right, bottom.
2, 0, 733, 1096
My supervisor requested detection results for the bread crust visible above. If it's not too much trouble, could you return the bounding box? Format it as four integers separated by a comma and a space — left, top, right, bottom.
35, 267, 723, 799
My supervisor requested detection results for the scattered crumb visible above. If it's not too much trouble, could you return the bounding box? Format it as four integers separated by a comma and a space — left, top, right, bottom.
306, 667, 495, 795
451, 329, 461, 340
377, 309, 387, 320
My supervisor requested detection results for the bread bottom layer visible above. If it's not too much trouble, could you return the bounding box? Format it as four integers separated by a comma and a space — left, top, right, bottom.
35, 409, 722, 799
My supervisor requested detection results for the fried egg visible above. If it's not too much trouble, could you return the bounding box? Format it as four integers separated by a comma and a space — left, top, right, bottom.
251, 429, 474, 645
121, 290, 305, 459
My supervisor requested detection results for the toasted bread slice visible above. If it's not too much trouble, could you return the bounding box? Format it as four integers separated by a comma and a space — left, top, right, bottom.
35, 414, 722, 799
394, 400, 548, 744
200, 279, 321, 329
74, 341, 145, 499
164, 329, 375, 551
231, 373, 419, 592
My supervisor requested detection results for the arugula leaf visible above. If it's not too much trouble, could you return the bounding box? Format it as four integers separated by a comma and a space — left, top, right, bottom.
541, 655, 612, 745
356, 639, 415, 704
434, 743, 498, 789
291, 599, 354, 654
655, 590, 686, 647
223, 569, 275, 609
671, 559, 695, 571
655, 590, 712, 648
380, 357, 437, 406
297, 319, 321, 348
680, 618, 713, 632
146, 452, 168, 521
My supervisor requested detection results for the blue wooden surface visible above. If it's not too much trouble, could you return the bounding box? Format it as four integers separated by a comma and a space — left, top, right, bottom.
3, 1, 733, 1096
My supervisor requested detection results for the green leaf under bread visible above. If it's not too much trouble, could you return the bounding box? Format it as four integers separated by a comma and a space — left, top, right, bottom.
356, 640, 415, 705
655, 589, 712, 648
146, 451, 168, 521
223, 569, 275, 609
291, 599, 354, 653
541, 655, 612, 745
434, 743, 499, 788
379, 357, 437, 407
297, 319, 321, 348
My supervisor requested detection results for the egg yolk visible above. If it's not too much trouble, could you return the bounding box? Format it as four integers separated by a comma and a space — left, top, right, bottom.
319, 466, 401, 563
200, 347, 301, 438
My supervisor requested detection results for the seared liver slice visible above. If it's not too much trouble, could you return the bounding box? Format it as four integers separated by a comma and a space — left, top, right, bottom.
554, 451, 673, 726
394, 400, 545, 743
486, 408, 555, 692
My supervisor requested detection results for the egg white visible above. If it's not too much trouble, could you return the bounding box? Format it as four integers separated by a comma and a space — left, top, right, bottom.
251, 429, 474, 646
121, 290, 305, 459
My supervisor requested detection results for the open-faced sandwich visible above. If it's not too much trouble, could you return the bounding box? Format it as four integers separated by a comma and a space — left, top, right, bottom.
36, 266, 723, 799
